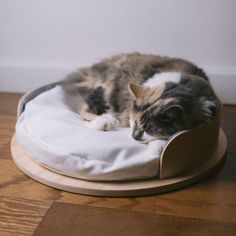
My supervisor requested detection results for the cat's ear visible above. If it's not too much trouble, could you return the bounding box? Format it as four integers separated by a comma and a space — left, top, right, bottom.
163, 104, 184, 121
129, 82, 144, 98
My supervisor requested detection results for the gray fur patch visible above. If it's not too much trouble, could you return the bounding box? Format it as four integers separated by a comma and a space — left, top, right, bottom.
60, 53, 219, 139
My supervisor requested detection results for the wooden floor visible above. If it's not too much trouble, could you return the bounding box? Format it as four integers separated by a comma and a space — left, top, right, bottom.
0, 92, 236, 236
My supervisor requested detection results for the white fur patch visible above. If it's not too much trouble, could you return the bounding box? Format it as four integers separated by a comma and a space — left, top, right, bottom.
148, 139, 167, 156
142, 132, 156, 142
85, 114, 120, 131
140, 132, 165, 144
144, 72, 181, 87
129, 113, 135, 130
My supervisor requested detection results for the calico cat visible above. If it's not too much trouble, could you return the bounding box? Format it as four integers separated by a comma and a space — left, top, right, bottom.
60, 53, 219, 142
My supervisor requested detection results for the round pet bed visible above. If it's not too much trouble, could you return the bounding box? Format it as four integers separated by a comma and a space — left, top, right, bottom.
11, 83, 227, 196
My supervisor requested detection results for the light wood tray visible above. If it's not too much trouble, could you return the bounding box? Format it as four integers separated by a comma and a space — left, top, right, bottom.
11, 129, 227, 197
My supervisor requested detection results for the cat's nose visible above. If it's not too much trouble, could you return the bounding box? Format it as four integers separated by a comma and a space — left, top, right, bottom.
132, 130, 144, 141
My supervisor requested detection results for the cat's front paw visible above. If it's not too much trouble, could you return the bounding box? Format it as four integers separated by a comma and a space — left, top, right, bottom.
148, 140, 167, 156
85, 114, 120, 131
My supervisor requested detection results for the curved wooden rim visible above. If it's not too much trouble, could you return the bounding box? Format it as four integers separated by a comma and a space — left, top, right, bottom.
11, 130, 227, 197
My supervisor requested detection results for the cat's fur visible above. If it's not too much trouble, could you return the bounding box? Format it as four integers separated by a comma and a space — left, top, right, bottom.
60, 53, 220, 142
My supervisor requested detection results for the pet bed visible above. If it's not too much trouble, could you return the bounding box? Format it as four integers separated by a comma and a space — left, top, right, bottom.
11, 83, 227, 196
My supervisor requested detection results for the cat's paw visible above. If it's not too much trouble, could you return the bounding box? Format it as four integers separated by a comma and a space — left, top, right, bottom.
148, 140, 167, 156
85, 114, 120, 131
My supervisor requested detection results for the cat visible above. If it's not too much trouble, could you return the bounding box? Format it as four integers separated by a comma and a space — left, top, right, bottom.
60, 53, 220, 143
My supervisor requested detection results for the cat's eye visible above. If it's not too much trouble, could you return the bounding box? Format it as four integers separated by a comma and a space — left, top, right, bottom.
162, 113, 177, 122
143, 121, 162, 135
162, 105, 183, 121
150, 115, 169, 123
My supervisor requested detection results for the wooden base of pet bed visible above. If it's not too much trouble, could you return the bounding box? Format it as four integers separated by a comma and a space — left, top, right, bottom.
11, 131, 227, 197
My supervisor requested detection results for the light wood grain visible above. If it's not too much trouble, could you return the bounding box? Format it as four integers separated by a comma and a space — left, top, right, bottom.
11, 85, 227, 196
160, 108, 221, 178
11, 129, 227, 197
0, 195, 52, 236
154, 186, 236, 223
0, 92, 236, 235
33, 202, 236, 236
0, 93, 22, 116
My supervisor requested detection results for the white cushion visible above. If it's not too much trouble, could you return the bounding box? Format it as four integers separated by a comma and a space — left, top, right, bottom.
16, 86, 166, 181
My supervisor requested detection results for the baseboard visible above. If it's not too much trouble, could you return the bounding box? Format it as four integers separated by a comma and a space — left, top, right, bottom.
0, 62, 235, 104
208, 74, 236, 105
0, 61, 73, 93
205, 66, 236, 105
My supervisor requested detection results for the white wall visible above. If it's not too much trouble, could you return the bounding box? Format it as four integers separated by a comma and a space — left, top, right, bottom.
0, 0, 236, 103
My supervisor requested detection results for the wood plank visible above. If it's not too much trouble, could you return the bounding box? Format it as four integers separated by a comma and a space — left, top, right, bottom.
33, 202, 236, 236
10, 130, 227, 197
0, 115, 17, 159
0, 93, 23, 116
154, 185, 236, 223
0, 195, 52, 236
0, 159, 63, 201
0, 92, 236, 233
0, 159, 156, 213
59, 193, 156, 213
0, 115, 16, 129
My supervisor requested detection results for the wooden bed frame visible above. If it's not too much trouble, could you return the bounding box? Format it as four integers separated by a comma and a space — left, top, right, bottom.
11, 84, 227, 197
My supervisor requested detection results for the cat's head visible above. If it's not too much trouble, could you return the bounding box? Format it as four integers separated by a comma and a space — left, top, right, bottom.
128, 75, 219, 142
